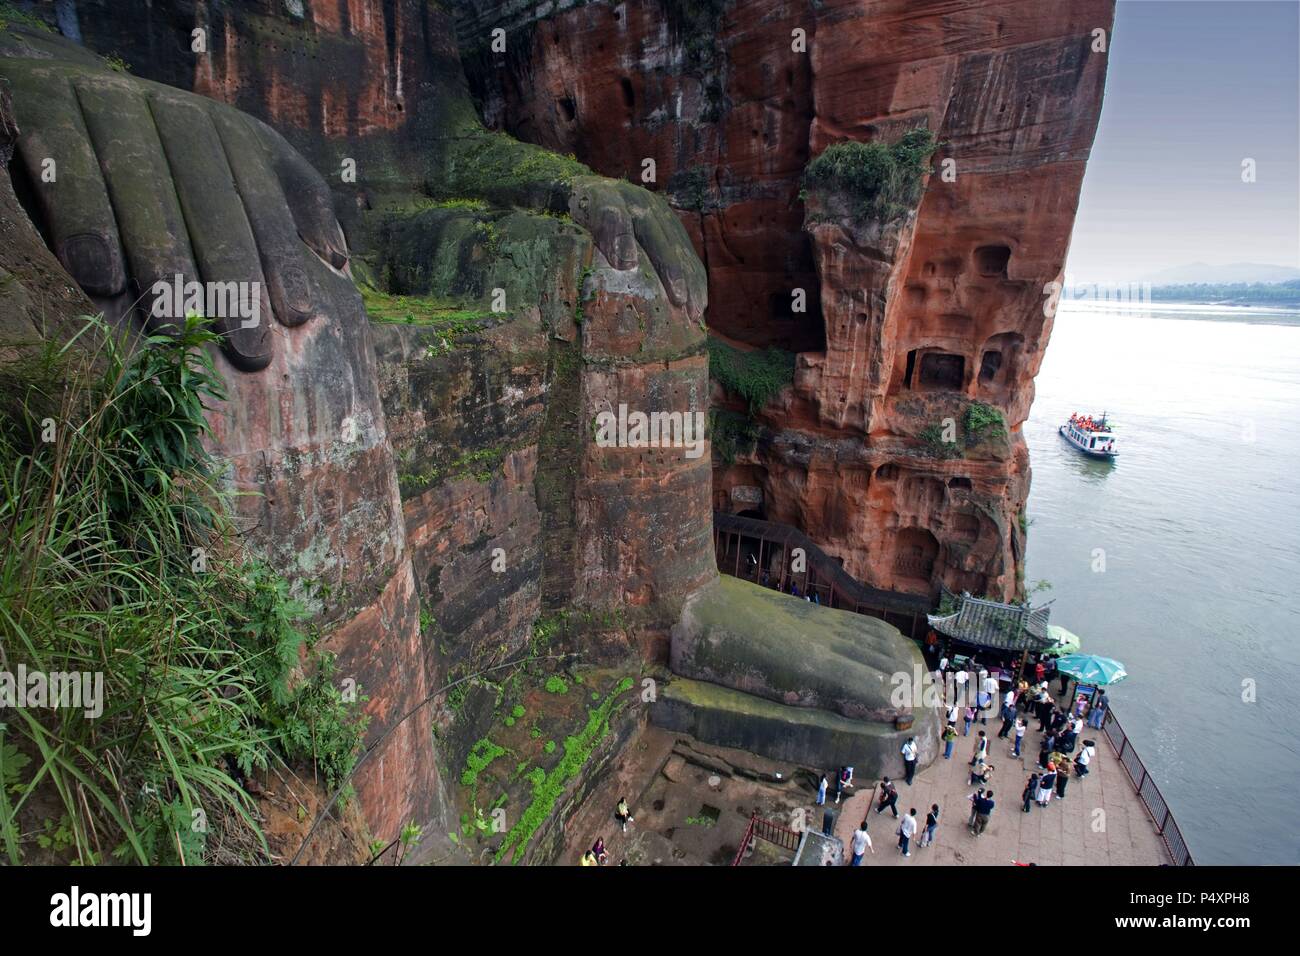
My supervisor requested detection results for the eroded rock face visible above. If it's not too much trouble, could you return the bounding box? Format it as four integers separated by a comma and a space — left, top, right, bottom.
454, 0, 1115, 601
2, 2, 716, 853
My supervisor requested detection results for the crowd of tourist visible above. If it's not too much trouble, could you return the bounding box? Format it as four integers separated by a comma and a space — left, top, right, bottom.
847, 656, 1106, 864
580, 653, 1109, 865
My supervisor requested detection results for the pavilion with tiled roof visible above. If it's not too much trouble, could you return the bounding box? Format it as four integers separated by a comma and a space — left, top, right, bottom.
926, 588, 1054, 654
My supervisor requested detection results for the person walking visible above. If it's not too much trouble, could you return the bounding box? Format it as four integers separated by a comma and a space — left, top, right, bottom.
1013, 715, 1027, 757
898, 808, 918, 857
835, 766, 854, 804
967, 787, 985, 829
1022, 773, 1038, 813
1089, 691, 1108, 729
963, 704, 975, 737
946, 702, 960, 728
816, 773, 828, 806
972, 791, 995, 836
849, 820, 874, 865
920, 804, 940, 848
970, 731, 989, 769
997, 699, 1015, 739
901, 737, 919, 785
942, 723, 958, 760
876, 777, 899, 818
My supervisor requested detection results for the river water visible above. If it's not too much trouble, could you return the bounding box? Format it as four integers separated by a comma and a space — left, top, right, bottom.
1023, 299, 1300, 864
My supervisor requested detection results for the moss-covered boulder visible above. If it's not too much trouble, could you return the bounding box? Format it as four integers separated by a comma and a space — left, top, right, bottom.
653, 677, 913, 777
672, 575, 925, 722
667, 576, 940, 771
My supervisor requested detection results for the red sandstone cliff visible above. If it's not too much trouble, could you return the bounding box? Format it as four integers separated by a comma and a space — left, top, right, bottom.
455, 0, 1115, 601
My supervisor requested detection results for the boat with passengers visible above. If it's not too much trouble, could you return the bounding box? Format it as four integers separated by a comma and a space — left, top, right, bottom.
1060, 412, 1118, 458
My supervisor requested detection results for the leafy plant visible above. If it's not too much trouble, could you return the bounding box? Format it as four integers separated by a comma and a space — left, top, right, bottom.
707, 338, 795, 414
709, 408, 759, 465
962, 401, 1006, 446
803, 129, 939, 222
0, 315, 367, 865
544, 676, 568, 695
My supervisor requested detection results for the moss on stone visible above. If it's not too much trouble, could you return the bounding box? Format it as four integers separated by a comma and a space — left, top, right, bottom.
493, 676, 635, 864
674, 576, 925, 718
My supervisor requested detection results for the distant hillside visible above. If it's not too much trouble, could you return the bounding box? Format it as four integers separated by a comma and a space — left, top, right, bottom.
1148, 278, 1300, 308
1146, 262, 1300, 285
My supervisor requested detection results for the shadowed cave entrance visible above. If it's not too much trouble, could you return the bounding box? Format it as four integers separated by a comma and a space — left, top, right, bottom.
893, 527, 939, 584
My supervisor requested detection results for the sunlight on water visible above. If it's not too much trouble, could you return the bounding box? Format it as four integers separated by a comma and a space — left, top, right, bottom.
1025, 300, 1300, 864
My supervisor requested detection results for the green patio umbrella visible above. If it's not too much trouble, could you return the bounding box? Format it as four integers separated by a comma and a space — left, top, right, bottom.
1043, 624, 1082, 658
1053, 653, 1127, 686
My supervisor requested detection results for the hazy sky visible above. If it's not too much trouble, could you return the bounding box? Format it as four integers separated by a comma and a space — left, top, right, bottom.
1065, 0, 1300, 284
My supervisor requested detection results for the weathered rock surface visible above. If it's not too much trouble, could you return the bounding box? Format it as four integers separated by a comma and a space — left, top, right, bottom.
1, 0, 1108, 857
454, 0, 1116, 601
671, 576, 918, 723
653, 676, 920, 777
1, 3, 716, 853
665, 575, 939, 770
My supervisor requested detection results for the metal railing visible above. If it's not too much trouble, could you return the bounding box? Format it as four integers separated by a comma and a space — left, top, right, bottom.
731, 811, 803, 865
713, 511, 931, 639
1100, 706, 1194, 866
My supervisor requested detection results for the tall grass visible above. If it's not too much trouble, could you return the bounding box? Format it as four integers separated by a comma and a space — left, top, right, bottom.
0, 316, 367, 864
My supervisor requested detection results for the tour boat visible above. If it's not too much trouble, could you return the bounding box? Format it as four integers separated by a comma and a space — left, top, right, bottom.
1060, 412, 1118, 458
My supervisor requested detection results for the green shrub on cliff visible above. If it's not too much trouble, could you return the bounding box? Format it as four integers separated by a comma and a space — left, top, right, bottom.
710, 408, 760, 465
803, 129, 939, 222
963, 401, 1007, 445
707, 338, 796, 414
0, 316, 367, 865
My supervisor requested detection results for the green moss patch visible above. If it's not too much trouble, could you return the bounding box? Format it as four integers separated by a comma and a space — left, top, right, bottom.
707, 338, 795, 414
803, 129, 939, 223
359, 284, 495, 331
494, 676, 635, 864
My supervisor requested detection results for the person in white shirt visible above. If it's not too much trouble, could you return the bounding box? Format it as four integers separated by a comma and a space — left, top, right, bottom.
849, 822, 874, 866
898, 808, 918, 857
901, 737, 919, 785
1074, 741, 1095, 778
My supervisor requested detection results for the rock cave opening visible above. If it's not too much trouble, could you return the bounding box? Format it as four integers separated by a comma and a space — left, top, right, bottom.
893, 527, 939, 585
918, 351, 965, 391
974, 244, 1012, 278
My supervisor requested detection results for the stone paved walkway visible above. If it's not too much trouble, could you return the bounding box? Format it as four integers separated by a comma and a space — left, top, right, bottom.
833, 717, 1171, 867
562, 708, 1172, 866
